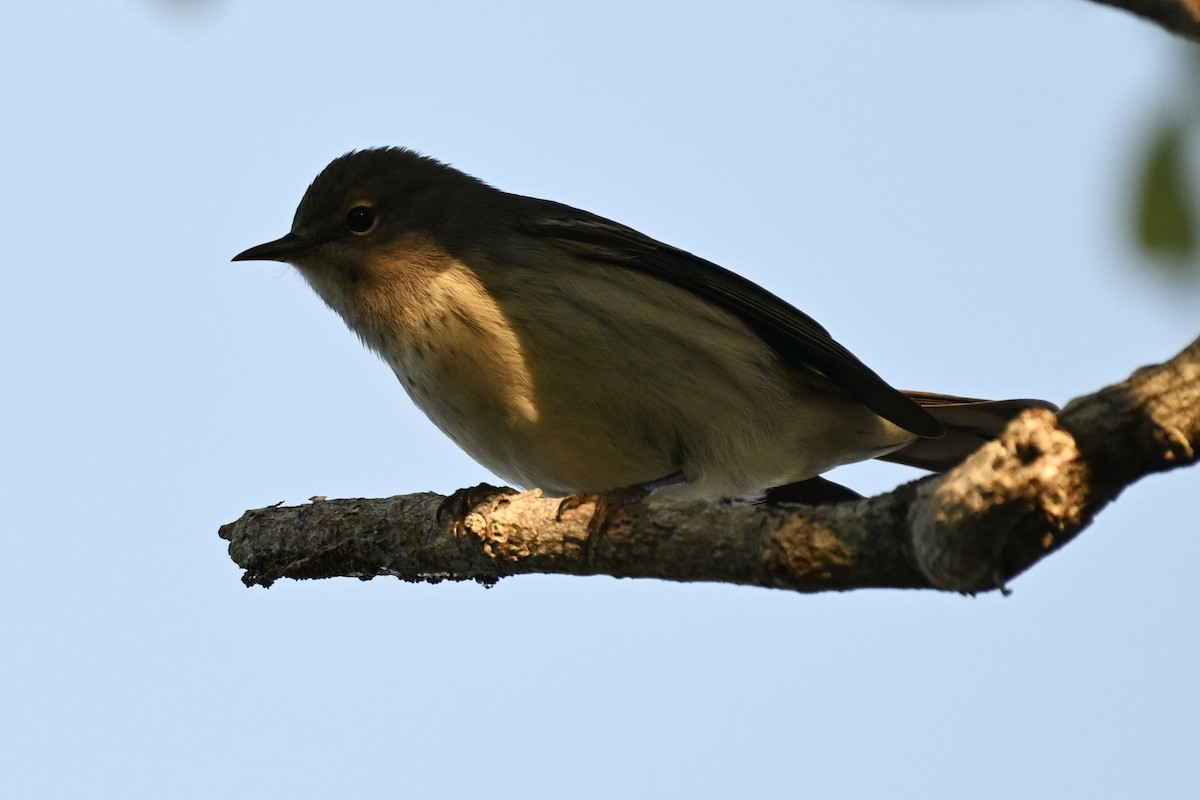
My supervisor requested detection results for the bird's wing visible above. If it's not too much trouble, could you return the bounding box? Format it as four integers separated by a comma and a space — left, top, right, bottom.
516, 206, 943, 437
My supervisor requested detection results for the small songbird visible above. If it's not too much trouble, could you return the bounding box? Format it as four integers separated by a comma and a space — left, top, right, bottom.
234, 147, 1052, 504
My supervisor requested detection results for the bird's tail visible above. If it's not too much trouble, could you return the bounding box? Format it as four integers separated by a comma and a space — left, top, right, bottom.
879, 391, 1058, 472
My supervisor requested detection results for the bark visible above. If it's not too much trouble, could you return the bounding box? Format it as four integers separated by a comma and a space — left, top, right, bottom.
219, 336, 1200, 595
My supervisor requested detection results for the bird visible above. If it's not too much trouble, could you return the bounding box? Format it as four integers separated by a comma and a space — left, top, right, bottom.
234, 147, 1053, 506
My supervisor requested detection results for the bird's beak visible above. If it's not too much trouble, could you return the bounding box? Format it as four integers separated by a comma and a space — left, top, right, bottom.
232, 232, 315, 263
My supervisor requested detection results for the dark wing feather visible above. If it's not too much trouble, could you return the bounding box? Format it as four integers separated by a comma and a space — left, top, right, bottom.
515, 206, 943, 437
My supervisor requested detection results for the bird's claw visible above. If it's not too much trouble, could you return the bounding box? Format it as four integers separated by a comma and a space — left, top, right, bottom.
555, 485, 652, 563
437, 482, 518, 541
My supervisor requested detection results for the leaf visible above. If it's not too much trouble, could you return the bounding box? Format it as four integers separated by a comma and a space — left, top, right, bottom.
1135, 120, 1198, 262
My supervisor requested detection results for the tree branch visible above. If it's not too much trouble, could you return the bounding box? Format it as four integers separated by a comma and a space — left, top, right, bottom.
1091, 0, 1200, 39
219, 336, 1200, 594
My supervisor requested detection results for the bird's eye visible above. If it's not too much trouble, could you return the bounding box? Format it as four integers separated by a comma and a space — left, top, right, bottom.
345, 206, 376, 234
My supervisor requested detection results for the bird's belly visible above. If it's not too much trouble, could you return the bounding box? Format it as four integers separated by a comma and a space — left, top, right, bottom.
374, 260, 914, 499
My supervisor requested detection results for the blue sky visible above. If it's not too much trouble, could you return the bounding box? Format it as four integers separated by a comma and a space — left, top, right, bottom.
2, 2, 1197, 797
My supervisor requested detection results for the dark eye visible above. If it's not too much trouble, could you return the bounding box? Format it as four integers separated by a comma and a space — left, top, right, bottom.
345, 206, 376, 234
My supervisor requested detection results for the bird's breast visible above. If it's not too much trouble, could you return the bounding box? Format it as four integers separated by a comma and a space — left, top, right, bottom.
365, 256, 542, 458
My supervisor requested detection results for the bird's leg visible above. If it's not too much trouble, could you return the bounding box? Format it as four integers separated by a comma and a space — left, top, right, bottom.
555, 471, 687, 562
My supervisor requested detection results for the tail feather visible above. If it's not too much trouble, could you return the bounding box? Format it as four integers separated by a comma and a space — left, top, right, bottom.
878, 392, 1058, 472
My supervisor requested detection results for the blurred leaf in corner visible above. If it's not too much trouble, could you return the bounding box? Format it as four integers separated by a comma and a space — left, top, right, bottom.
1133, 119, 1198, 271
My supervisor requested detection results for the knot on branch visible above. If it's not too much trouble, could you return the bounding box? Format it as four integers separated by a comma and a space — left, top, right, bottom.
909, 409, 1082, 592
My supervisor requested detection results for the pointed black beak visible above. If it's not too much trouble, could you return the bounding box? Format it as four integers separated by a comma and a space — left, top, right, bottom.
232, 232, 316, 263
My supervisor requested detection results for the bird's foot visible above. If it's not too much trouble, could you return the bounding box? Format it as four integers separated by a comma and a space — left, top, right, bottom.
437, 482, 519, 541
555, 476, 677, 563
